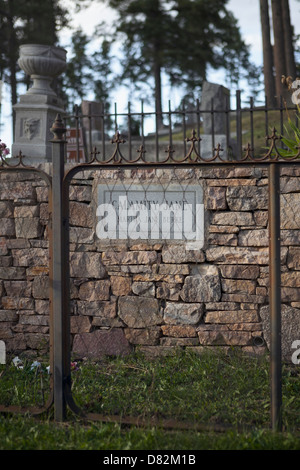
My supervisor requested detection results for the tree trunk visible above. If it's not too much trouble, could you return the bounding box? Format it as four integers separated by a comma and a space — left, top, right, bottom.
260, 0, 276, 107
281, 0, 296, 79
271, 0, 287, 103
151, 0, 164, 130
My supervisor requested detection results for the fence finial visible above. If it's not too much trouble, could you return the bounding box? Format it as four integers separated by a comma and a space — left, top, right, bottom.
50, 114, 67, 142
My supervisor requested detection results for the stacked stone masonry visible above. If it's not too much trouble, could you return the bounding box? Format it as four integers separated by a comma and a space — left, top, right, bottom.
0, 165, 300, 361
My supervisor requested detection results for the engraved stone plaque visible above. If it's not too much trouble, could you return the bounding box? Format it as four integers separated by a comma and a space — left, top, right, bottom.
97, 183, 204, 248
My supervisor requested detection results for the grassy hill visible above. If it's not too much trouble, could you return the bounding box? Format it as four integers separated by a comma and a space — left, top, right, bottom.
155, 106, 299, 158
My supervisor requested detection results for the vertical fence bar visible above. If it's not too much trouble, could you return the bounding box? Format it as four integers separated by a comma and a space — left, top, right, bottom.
197, 98, 201, 156
140, 100, 145, 160
155, 103, 159, 162
50, 114, 68, 421
141, 100, 144, 142
250, 96, 254, 158
265, 95, 269, 148
88, 102, 92, 156
182, 99, 186, 157
211, 98, 215, 154
168, 100, 172, 150
268, 162, 282, 432
114, 102, 118, 132
101, 101, 106, 161
280, 96, 284, 149
236, 90, 242, 160
225, 94, 230, 159
128, 101, 132, 160
75, 105, 80, 163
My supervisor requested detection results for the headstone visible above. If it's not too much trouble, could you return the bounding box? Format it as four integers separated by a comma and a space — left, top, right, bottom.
200, 81, 231, 160
201, 81, 230, 134
12, 44, 67, 162
0, 340, 5, 364
81, 100, 104, 143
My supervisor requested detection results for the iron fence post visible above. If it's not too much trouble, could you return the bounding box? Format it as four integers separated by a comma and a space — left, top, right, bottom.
268, 162, 282, 432
236, 90, 242, 160
50, 114, 68, 421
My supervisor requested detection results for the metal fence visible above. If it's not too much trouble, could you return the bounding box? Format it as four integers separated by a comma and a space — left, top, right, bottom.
0, 105, 299, 432
64, 91, 299, 164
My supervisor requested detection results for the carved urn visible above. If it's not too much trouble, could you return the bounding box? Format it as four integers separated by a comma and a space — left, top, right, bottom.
18, 44, 67, 96
12, 44, 67, 161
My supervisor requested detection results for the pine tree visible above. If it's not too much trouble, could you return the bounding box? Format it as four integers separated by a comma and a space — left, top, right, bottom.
99, 0, 253, 127
63, 28, 94, 108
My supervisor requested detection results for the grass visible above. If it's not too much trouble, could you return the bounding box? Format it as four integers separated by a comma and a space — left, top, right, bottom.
157, 107, 299, 158
240, 108, 299, 155
0, 348, 300, 450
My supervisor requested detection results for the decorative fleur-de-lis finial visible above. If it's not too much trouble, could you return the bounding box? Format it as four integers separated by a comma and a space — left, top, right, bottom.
214, 143, 224, 156
186, 129, 201, 144
111, 130, 126, 145
137, 145, 146, 159
165, 145, 175, 159
243, 143, 254, 159
267, 127, 280, 142
90, 147, 101, 162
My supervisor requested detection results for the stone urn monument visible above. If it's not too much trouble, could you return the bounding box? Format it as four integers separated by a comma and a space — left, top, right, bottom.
18, 44, 67, 97
12, 44, 67, 162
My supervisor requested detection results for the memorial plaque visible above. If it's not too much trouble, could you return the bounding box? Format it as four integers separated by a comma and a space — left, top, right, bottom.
96, 183, 204, 248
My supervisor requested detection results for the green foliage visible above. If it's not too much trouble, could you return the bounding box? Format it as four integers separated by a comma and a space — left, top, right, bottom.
63, 28, 94, 106
1, 349, 299, 451
0, 0, 68, 72
61, 28, 115, 118
0, 349, 300, 450
70, 350, 274, 427
99, 0, 258, 107
279, 117, 300, 158
0, 359, 50, 408
93, 39, 114, 104
14, 0, 68, 46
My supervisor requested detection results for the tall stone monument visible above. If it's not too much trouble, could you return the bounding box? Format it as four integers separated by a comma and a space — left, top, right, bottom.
12, 44, 67, 161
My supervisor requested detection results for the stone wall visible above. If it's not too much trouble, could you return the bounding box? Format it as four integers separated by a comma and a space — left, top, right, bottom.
0, 164, 300, 361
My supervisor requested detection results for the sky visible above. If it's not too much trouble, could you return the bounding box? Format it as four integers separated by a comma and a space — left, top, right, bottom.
1, 0, 300, 149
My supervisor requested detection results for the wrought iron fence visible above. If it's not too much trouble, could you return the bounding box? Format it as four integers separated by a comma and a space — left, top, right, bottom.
64, 91, 299, 164
0, 106, 300, 432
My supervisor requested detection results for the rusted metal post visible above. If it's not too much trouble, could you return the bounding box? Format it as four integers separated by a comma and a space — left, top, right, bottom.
236, 90, 242, 160
268, 162, 282, 432
50, 114, 68, 421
